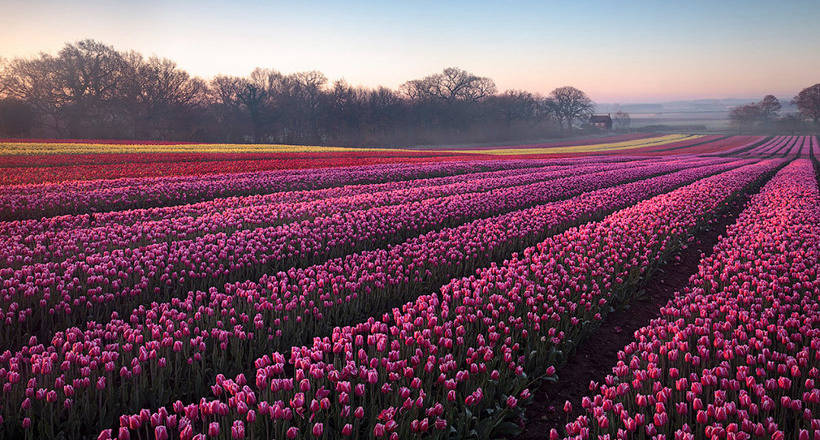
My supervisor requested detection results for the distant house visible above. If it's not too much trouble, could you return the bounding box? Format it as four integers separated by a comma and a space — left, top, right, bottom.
589, 114, 613, 130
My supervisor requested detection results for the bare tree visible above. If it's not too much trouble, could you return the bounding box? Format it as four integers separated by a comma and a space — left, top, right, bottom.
613, 111, 631, 130
236, 69, 272, 142
399, 77, 436, 102
437, 67, 496, 102
758, 95, 781, 120
0, 54, 65, 133
132, 56, 206, 138
547, 86, 594, 132
489, 90, 539, 129
54, 40, 128, 136
400, 67, 496, 103
56, 40, 125, 101
209, 75, 248, 140
794, 84, 820, 124
0, 99, 36, 136
776, 113, 805, 134
729, 103, 763, 133
1, 40, 580, 144
0, 57, 7, 97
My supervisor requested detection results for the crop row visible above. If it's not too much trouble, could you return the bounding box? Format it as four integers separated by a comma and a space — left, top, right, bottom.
0, 159, 565, 220
0, 162, 584, 238
655, 136, 763, 156
560, 159, 819, 439
74, 158, 781, 440
0, 155, 462, 187
742, 136, 813, 158
707, 137, 769, 157
0, 158, 707, 346
0, 152, 497, 186
0, 158, 753, 438
0, 159, 666, 269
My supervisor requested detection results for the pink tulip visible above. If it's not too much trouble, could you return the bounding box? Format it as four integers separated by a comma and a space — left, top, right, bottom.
207, 422, 219, 437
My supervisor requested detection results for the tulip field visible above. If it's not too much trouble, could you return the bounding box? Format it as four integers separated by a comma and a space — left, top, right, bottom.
0, 135, 818, 439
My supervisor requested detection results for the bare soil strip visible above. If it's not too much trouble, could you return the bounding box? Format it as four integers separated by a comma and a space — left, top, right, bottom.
513, 166, 777, 439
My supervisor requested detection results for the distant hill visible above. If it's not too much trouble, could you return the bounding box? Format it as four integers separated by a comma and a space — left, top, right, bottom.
596, 98, 798, 130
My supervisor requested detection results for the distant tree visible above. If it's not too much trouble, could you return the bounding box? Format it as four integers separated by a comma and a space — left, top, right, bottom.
0, 40, 578, 144
399, 77, 436, 102
325, 79, 368, 142
400, 67, 496, 103
489, 90, 539, 129
547, 86, 594, 132
0, 57, 7, 96
0, 99, 36, 136
54, 40, 129, 136
775, 113, 805, 134
236, 69, 273, 142
0, 54, 65, 133
613, 111, 631, 130
793, 83, 820, 123
729, 103, 763, 133
436, 67, 496, 102
129, 56, 206, 138
365, 86, 404, 133
758, 95, 781, 120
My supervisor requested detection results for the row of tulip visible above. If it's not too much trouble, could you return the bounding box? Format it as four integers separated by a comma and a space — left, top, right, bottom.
0, 159, 562, 220
704, 138, 765, 157
0, 159, 702, 346
742, 136, 813, 158
0, 134, 655, 167
0, 158, 751, 438
5, 158, 677, 267
85, 158, 782, 440
0, 161, 590, 238
724, 136, 780, 157
781, 136, 811, 157
449, 135, 700, 156
799, 136, 816, 157
0, 142, 405, 156
560, 158, 819, 439
640, 136, 764, 156
416, 133, 653, 152
767, 136, 808, 157
1, 161, 616, 268
0, 150, 496, 186
0, 134, 684, 157
613, 136, 725, 155
739, 136, 788, 157
0, 155, 479, 187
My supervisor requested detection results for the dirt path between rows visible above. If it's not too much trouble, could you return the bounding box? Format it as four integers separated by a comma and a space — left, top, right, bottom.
514, 176, 767, 439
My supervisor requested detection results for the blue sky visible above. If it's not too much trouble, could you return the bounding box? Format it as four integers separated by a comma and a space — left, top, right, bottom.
1, 0, 818, 102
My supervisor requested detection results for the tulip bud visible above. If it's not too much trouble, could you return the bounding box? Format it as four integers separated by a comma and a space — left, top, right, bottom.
312, 423, 323, 437
506, 396, 517, 408
155, 426, 169, 440
208, 422, 220, 437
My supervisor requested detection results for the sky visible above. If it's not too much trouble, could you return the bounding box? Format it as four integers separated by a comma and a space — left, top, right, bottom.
1, 0, 819, 103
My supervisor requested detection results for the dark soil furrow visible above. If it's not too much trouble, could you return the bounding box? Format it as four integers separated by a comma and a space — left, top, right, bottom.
513, 162, 781, 439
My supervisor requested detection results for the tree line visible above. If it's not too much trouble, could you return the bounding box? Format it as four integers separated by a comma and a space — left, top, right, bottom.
729, 89, 820, 134
0, 40, 603, 145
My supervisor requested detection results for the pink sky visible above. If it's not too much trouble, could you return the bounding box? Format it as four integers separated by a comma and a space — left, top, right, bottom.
1, 1, 818, 102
